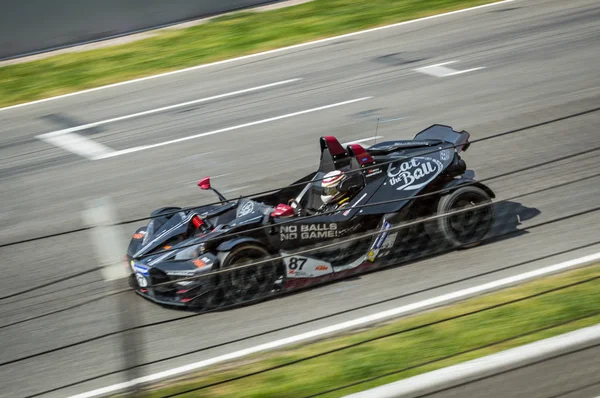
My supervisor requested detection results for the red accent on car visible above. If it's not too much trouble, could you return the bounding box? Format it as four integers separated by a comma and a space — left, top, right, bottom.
348, 143, 375, 166
323, 136, 346, 156
176, 289, 189, 294
191, 215, 204, 228
284, 261, 378, 290
197, 176, 211, 190
181, 297, 193, 303
270, 204, 295, 218
140, 289, 148, 293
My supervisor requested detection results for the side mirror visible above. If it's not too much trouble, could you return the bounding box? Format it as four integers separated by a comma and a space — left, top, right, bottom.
197, 176, 211, 190
196, 176, 228, 202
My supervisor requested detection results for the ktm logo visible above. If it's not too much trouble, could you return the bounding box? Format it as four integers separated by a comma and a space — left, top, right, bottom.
315, 265, 328, 271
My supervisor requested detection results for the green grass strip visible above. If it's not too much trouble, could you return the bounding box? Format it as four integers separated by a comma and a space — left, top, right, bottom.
132, 263, 600, 398
1, 0, 500, 108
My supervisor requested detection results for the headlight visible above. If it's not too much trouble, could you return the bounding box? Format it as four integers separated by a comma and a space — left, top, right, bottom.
174, 243, 206, 260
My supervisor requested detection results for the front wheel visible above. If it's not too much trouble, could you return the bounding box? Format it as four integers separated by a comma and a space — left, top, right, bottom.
425, 186, 495, 249
219, 244, 280, 306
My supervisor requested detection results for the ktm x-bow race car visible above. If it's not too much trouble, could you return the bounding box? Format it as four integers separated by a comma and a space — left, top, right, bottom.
126, 124, 496, 310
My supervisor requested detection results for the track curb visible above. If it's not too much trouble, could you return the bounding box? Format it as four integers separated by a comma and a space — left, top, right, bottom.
344, 323, 600, 398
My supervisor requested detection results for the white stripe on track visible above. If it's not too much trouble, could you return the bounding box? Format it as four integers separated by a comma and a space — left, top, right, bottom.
37, 132, 116, 160
94, 97, 373, 159
0, 0, 514, 113
342, 136, 384, 146
36, 78, 301, 139
68, 251, 600, 398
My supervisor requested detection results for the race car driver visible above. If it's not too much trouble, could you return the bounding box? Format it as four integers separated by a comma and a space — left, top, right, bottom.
316, 169, 353, 214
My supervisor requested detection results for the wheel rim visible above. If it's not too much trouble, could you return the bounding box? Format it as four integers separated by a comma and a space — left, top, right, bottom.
446, 192, 493, 245
223, 250, 277, 305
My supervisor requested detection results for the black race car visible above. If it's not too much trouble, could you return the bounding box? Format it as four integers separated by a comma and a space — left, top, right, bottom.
126, 124, 496, 310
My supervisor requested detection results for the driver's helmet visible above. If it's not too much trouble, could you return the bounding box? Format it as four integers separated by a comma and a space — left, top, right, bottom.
321, 170, 346, 205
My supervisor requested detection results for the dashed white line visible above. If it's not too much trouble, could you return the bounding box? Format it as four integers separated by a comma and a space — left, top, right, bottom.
0, 0, 514, 113
342, 136, 384, 147
37, 132, 116, 160
415, 60, 485, 78
36, 78, 301, 140
447, 67, 486, 76
68, 251, 600, 398
95, 97, 373, 159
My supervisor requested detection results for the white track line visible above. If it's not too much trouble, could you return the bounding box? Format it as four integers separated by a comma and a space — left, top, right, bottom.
0, 0, 514, 113
94, 97, 373, 159
342, 136, 384, 146
36, 78, 301, 140
414, 60, 485, 78
447, 67, 486, 75
38, 132, 116, 160
68, 251, 600, 398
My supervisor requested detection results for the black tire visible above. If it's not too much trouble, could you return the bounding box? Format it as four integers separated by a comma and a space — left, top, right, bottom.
219, 244, 279, 306
425, 186, 495, 249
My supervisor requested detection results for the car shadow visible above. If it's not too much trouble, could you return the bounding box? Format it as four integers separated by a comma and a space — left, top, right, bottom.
384, 200, 542, 266
484, 200, 542, 243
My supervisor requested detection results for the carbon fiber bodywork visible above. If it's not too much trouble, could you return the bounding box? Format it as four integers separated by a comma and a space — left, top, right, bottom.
126, 125, 496, 310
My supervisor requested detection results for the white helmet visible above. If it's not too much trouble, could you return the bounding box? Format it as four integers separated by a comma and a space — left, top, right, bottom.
320, 170, 346, 205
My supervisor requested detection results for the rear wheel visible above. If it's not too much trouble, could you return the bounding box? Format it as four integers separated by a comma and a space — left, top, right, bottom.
220, 244, 279, 306
425, 186, 495, 249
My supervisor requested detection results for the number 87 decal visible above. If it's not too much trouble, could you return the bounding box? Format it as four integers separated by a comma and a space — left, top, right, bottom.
288, 257, 307, 270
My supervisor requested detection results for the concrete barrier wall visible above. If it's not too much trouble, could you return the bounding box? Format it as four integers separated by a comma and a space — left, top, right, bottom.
0, 0, 273, 60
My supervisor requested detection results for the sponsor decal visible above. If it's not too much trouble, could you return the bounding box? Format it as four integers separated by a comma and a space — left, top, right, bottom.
130, 260, 149, 275
166, 271, 196, 276
284, 255, 333, 278
280, 223, 338, 240
338, 224, 362, 237
135, 273, 148, 287
366, 168, 382, 178
440, 148, 452, 161
366, 222, 398, 262
289, 270, 311, 277
193, 258, 205, 268
387, 157, 444, 190
367, 250, 376, 262
373, 222, 391, 249
381, 232, 398, 250
238, 201, 254, 216
192, 256, 212, 268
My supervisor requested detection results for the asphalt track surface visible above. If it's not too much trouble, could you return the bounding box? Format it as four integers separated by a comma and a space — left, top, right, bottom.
427, 345, 600, 398
1, 0, 599, 397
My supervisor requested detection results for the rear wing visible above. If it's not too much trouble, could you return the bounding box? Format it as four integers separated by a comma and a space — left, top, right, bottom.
413, 124, 471, 152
